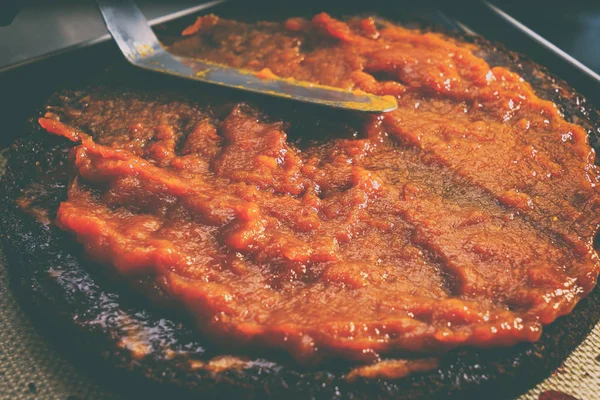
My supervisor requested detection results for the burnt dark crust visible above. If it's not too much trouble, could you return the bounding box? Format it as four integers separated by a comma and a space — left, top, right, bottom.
1, 14, 600, 400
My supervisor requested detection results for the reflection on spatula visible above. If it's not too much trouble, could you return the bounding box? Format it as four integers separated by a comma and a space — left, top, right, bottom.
97, 0, 397, 113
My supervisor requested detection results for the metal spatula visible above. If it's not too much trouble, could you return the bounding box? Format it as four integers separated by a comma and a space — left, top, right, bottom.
96, 0, 397, 113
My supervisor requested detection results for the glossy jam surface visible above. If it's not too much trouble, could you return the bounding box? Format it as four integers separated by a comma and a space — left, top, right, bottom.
36, 14, 600, 364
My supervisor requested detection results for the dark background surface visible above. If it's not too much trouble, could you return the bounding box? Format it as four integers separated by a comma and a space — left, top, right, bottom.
498, 1, 600, 75
496, 0, 600, 75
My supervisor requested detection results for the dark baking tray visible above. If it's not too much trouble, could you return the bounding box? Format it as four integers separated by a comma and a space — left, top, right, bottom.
1, 1, 599, 399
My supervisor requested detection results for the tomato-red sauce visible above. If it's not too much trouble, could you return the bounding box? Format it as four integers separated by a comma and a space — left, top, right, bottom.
36, 13, 600, 364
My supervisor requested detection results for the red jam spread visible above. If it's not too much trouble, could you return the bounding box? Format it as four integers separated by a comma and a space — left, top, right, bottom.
36, 13, 600, 364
